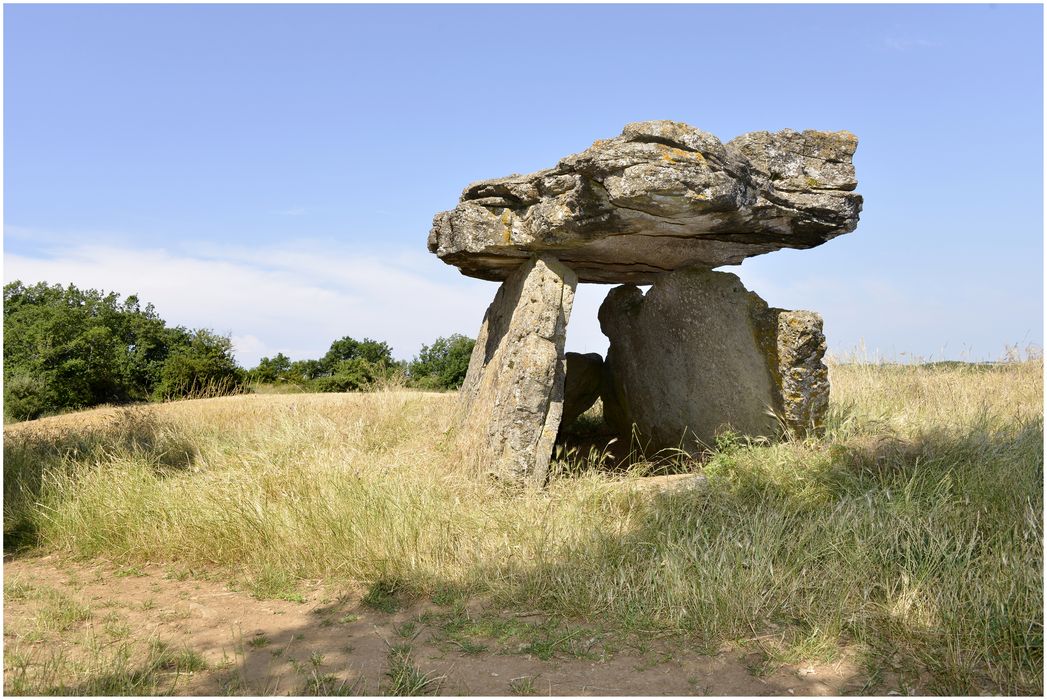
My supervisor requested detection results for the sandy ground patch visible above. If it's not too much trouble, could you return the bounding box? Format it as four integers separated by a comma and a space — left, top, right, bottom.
3, 555, 889, 695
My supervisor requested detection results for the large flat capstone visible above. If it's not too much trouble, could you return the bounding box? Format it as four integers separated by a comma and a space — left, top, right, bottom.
599, 268, 829, 453
430, 120, 862, 284
455, 255, 577, 484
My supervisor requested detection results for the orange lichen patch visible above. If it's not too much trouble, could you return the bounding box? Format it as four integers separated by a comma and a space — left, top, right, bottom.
660, 147, 705, 165
501, 209, 513, 244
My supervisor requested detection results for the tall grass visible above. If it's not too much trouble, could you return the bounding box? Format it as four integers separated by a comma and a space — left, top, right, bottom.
4, 360, 1042, 694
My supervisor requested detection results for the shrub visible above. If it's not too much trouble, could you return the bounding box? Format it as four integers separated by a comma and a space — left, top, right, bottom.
407, 334, 475, 390
3, 373, 49, 421
153, 330, 245, 400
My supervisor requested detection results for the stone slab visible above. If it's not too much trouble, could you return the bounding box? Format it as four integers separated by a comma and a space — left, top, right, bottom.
455, 255, 577, 483
430, 120, 862, 284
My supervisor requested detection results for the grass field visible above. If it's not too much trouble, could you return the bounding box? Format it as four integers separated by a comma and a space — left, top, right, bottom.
3, 359, 1043, 695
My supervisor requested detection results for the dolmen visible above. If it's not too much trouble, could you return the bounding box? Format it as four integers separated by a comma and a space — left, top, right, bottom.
429, 120, 862, 485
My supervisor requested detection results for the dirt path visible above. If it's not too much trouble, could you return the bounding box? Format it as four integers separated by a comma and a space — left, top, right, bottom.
4, 555, 882, 695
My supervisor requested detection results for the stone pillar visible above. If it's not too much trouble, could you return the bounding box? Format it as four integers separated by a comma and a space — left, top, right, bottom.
456, 255, 577, 484
598, 267, 829, 454
772, 311, 830, 436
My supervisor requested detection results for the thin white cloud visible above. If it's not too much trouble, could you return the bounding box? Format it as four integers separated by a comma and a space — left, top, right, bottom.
6, 232, 1035, 369
883, 36, 939, 52
272, 207, 307, 216
3, 240, 511, 367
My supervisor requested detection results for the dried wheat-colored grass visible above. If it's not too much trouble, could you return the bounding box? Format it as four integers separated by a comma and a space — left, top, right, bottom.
4, 360, 1042, 694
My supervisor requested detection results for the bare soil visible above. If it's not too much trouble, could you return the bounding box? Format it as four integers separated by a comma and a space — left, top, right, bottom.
3, 555, 888, 696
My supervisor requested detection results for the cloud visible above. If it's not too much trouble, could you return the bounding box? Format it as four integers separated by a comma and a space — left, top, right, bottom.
7, 230, 1035, 370
882, 36, 939, 52
3, 238, 516, 367
272, 207, 307, 216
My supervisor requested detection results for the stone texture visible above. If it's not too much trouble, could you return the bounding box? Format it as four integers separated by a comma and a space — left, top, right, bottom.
455, 255, 577, 484
430, 120, 862, 284
560, 352, 604, 427
599, 268, 829, 453
773, 311, 830, 435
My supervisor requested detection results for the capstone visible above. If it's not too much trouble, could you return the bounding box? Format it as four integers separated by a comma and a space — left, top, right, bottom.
430, 121, 862, 284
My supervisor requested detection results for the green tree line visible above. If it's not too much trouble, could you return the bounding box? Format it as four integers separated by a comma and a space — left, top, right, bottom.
247, 333, 475, 393
3, 280, 475, 421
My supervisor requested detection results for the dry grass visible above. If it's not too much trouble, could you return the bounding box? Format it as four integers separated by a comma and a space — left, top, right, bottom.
4, 360, 1043, 694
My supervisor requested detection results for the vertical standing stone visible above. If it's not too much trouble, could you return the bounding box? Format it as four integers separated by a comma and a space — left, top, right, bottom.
456, 255, 577, 484
599, 268, 780, 452
773, 311, 830, 436
599, 267, 830, 454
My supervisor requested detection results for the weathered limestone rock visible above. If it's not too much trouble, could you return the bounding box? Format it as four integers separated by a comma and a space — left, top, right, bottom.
560, 352, 603, 427
430, 120, 862, 284
599, 268, 829, 453
599, 268, 778, 450
456, 255, 577, 484
774, 311, 830, 434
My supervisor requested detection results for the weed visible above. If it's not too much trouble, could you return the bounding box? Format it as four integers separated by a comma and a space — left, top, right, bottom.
509, 675, 539, 695
37, 588, 92, 632
430, 585, 465, 607
114, 565, 146, 578
362, 579, 403, 614
302, 672, 360, 696
248, 570, 305, 603
4, 577, 33, 601
396, 621, 419, 639
247, 634, 271, 649
383, 644, 444, 696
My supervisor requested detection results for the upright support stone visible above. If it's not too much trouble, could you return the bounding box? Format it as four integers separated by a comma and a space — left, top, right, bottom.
456, 255, 577, 484
599, 268, 829, 454
773, 311, 829, 435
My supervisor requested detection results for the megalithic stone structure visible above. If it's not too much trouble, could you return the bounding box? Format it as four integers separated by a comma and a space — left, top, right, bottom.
455, 255, 576, 484
429, 121, 861, 482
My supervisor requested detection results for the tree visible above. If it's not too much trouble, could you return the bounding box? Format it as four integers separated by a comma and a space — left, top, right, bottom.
314, 357, 381, 392
3, 280, 245, 419
288, 359, 324, 382
4, 281, 169, 418
153, 329, 245, 400
320, 336, 393, 375
249, 353, 292, 384
407, 334, 476, 390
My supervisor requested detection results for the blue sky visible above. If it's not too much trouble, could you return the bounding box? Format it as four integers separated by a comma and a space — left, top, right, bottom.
4, 3, 1043, 366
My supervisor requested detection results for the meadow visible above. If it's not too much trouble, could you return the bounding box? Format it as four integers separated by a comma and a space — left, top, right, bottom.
3, 358, 1043, 695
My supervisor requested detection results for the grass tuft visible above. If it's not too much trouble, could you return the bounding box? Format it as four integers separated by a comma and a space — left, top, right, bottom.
383, 644, 444, 696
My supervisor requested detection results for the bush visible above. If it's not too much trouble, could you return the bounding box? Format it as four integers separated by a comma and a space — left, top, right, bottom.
248, 336, 402, 393
3, 373, 49, 421
2, 280, 247, 418
153, 330, 245, 400
248, 353, 292, 384
407, 334, 475, 390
